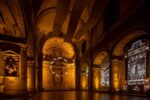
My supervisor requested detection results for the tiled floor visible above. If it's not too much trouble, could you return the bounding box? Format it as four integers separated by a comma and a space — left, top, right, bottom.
2, 91, 149, 100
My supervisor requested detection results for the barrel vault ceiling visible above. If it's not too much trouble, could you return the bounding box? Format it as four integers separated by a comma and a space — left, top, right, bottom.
0, 0, 110, 43
0, 0, 25, 39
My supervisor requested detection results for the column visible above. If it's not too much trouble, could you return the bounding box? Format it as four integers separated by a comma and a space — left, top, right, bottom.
27, 60, 35, 92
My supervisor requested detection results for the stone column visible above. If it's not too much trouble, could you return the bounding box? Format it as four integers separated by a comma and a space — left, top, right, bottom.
35, 66, 39, 91
92, 67, 100, 91
27, 60, 35, 92
111, 59, 123, 92
75, 57, 80, 90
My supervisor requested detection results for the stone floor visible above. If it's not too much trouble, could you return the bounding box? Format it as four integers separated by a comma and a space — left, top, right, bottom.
2, 91, 149, 100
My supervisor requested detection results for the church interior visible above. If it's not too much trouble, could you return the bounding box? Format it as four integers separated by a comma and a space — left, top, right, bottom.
0, 0, 150, 100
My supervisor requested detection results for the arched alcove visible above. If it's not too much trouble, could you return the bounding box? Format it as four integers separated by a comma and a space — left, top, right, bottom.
42, 37, 76, 90
111, 30, 150, 93
93, 51, 110, 91
80, 62, 89, 90
0, 42, 27, 95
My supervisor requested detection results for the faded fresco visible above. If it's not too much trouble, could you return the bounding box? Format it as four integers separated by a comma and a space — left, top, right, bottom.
3, 51, 19, 77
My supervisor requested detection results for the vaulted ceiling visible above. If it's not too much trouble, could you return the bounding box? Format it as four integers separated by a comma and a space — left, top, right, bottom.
0, 0, 25, 38
34, 0, 104, 41
0, 0, 111, 45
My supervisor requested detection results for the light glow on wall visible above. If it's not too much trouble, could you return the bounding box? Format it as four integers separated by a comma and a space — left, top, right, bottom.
42, 61, 75, 90
94, 77, 100, 90
112, 61, 121, 91
42, 37, 76, 90
80, 63, 89, 90
80, 73, 88, 89
92, 68, 100, 90
114, 73, 119, 91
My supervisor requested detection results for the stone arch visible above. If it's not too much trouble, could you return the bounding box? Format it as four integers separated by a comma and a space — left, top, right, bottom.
42, 37, 76, 90
93, 51, 110, 91
0, 41, 27, 95
36, 33, 80, 90
111, 30, 150, 92
36, 8, 56, 35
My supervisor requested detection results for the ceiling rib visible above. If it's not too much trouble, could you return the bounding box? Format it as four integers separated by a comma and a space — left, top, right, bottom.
64, 0, 89, 41
53, 0, 70, 36
74, 0, 110, 40
5, 0, 24, 38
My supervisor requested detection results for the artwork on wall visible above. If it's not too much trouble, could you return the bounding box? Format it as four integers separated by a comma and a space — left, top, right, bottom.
101, 59, 110, 87
43, 47, 75, 89
127, 40, 149, 86
127, 52, 146, 85
3, 50, 19, 77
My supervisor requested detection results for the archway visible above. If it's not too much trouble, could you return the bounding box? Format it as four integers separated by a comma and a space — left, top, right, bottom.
42, 37, 76, 90
0, 42, 27, 95
111, 30, 150, 93
93, 51, 110, 91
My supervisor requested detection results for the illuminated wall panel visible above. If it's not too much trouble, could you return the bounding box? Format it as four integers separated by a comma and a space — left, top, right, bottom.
42, 61, 76, 90
42, 37, 76, 90
125, 40, 150, 92
101, 59, 110, 88
111, 32, 149, 93
127, 52, 146, 85
112, 36, 150, 93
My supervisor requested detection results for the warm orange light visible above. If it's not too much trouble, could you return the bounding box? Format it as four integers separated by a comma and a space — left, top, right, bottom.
93, 93, 101, 99
27, 70, 32, 90
112, 60, 121, 91
27, 62, 34, 92
42, 61, 75, 90
0, 76, 4, 93
43, 37, 74, 58
81, 74, 88, 89
94, 77, 100, 90
114, 73, 119, 91
92, 68, 100, 90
